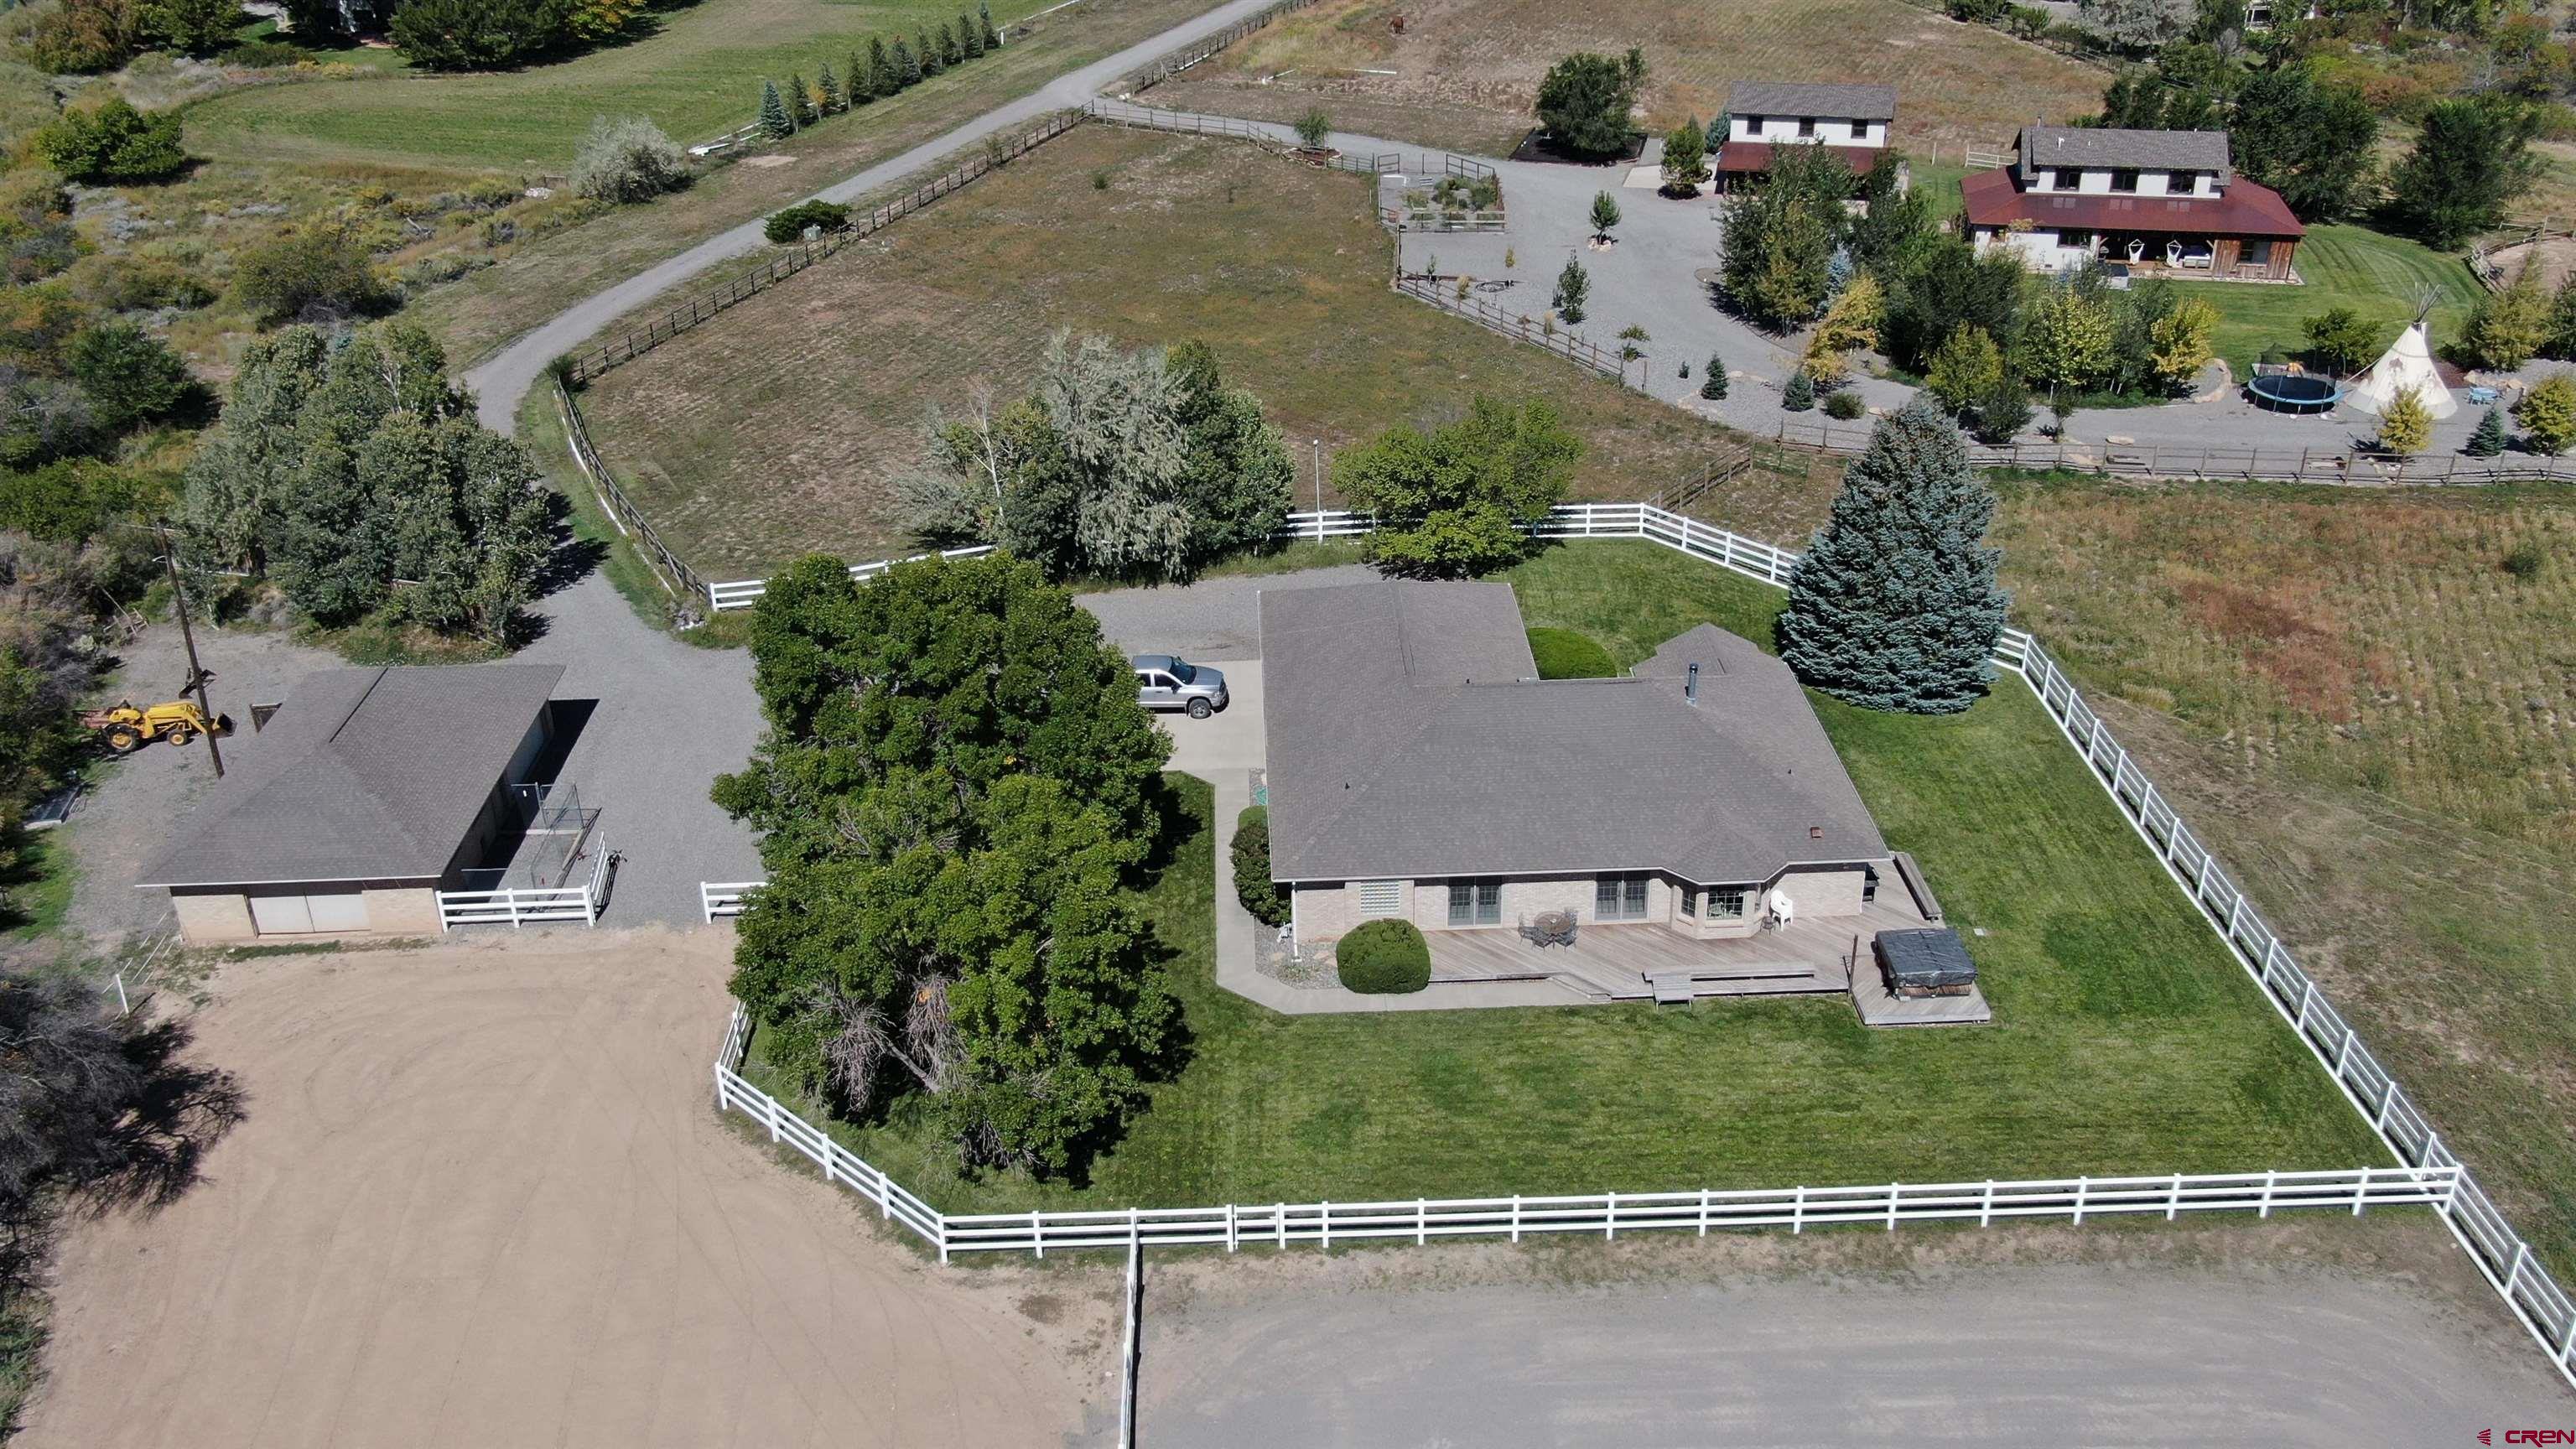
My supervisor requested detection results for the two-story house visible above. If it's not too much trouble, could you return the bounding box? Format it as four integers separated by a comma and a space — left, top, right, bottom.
1961, 125, 2304, 280
1713, 81, 1897, 194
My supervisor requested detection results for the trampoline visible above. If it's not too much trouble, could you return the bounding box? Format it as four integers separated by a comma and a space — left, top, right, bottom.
2246, 372, 2343, 414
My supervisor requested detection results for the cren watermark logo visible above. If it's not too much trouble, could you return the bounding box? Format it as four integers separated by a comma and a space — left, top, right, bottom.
2486, 1431, 2576, 1445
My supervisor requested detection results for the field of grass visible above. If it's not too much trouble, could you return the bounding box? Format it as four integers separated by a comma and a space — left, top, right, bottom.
574, 126, 1761, 577
1992, 477, 2576, 1276
183, 0, 1068, 172
2181, 223, 2484, 378
1150, 0, 2105, 159
742, 541, 2381, 1218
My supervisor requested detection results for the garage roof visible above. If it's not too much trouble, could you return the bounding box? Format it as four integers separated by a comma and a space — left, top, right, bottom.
135, 664, 564, 889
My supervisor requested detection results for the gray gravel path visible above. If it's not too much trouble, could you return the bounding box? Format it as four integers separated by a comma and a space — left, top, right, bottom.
1140, 1259, 2572, 1445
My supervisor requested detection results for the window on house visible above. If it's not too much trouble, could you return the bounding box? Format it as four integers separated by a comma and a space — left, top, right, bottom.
1706, 888, 1748, 920
1797, 117, 1816, 138
2110, 169, 2140, 193
1356, 880, 1401, 917
2168, 170, 2197, 194
1446, 879, 1502, 927
1595, 874, 1650, 921
1680, 886, 1698, 918
2058, 229, 2093, 251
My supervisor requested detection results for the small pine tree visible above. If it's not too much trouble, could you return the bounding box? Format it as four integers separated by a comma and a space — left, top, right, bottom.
2377, 384, 2433, 454
1971, 375, 2033, 444
1779, 395, 2009, 714
895, 36, 920, 85
917, 29, 943, 75
1782, 368, 1816, 411
2468, 405, 2508, 457
1553, 256, 1589, 324
818, 64, 843, 114
2516, 370, 2576, 454
939, 22, 962, 65
980, 8, 1000, 49
1701, 356, 1728, 400
758, 79, 793, 139
845, 52, 870, 104
1589, 189, 1622, 242
960, 12, 983, 57
787, 72, 814, 126
869, 37, 896, 97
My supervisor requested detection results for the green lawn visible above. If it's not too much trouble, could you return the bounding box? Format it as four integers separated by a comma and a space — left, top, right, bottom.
2184, 223, 2484, 378
182, 0, 1071, 171
745, 541, 2384, 1215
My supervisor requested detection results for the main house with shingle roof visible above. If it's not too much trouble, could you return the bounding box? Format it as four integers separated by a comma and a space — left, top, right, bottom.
1961, 124, 2304, 280
1714, 80, 1900, 194
138, 663, 564, 943
1259, 579, 1893, 946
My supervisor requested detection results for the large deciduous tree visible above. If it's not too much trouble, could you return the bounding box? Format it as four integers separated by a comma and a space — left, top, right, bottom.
902, 331, 1290, 581
1717, 144, 1851, 331
714, 553, 1179, 1176
1779, 396, 2008, 714
1331, 396, 1580, 578
1533, 49, 1643, 159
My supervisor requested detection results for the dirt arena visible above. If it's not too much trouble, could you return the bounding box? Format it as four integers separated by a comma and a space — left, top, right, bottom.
23, 931, 1120, 1449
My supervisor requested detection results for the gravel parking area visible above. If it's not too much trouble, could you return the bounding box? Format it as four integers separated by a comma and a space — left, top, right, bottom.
1080, 565, 1377, 661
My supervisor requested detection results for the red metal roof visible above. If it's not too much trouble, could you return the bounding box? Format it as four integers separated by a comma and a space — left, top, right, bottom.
1715, 140, 1884, 175
1957, 167, 2305, 238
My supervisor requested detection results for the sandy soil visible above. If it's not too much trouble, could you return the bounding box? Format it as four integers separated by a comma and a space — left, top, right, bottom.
1140, 1223, 2574, 1444
23, 929, 1120, 1449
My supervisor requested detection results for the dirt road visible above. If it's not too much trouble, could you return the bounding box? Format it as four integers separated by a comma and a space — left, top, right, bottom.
24, 931, 1119, 1448
1138, 1228, 2572, 1446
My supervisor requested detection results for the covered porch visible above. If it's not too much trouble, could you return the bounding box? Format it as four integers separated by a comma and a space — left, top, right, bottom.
1424, 891, 1940, 1004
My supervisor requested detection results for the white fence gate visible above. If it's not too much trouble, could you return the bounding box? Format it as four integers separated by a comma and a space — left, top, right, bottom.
436, 835, 615, 928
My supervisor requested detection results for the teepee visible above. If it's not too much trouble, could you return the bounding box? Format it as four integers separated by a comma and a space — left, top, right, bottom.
2348, 314, 2458, 420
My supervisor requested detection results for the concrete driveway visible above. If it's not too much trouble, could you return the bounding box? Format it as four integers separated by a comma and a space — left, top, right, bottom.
1154, 660, 1262, 776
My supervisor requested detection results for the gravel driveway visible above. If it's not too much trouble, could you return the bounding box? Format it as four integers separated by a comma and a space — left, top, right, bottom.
1079, 565, 1377, 660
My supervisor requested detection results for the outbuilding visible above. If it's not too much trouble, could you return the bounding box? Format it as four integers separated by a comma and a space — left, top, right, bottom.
136, 663, 565, 943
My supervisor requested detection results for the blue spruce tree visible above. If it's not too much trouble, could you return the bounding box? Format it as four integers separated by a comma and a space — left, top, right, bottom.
757, 79, 793, 139
1778, 396, 2008, 714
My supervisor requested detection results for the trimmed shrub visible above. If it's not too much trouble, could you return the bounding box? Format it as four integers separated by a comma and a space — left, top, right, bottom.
1526, 626, 1615, 679
1336, 919, 1430, 994
1230, 806, 1289, 926
1822, 389, 1866, 420
764, 199, 852, 244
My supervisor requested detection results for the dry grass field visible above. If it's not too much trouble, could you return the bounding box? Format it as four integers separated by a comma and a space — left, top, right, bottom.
575, 125, 1758, 577
1149, 0, 2106, 158
1993, 479, 2576, 1276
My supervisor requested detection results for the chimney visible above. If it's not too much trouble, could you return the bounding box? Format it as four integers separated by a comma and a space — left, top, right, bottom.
1685, 662, 1700, 707
1810, 826, 1824, 840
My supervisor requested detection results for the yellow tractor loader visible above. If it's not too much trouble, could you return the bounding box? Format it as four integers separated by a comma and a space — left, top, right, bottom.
81, 700, 233, 755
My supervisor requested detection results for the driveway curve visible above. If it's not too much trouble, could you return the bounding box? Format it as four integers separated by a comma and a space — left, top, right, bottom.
463, 0, 1283, 435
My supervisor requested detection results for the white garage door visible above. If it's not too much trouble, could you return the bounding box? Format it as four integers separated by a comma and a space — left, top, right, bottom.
247, 891, 370, 935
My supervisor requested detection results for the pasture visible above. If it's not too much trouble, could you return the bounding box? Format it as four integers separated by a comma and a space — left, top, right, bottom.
572, 126, 1763, 578
1150, 0, 2106, 159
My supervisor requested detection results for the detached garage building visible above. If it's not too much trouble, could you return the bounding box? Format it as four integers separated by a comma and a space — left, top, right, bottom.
138, 663, 564, 943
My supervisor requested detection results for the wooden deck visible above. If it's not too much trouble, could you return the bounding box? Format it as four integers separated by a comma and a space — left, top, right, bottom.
1423, 894, 1940, 1005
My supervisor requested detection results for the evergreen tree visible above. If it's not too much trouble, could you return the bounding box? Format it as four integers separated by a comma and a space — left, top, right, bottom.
1552, 256, 1588, 324
787, 72, 814, 127
1782, 368, 1815, 411
818, 63, 843, 114
1660, 116, 1708, 195
979, 3, 1000, 49
1700, 355, 1727, 400
867, 37, 895, 98
1779, 396, 2008, 714
917, 29, 943, 75
2389, 97, 2542, 249
895, 35, 921, 85
2464, 264, 2551, 371
1971, 374, 2033, 444
2468, 406, 2508, 458
939, 21, 962, 65
2377, 385, 2433, 455
960, 11, 984, 57
758, 79, 793, 140
1588, 190, 1621, 243
2545, 275, 2576, 361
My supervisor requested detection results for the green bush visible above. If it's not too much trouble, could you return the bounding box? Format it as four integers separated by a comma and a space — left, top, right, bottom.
37, 98, 187, 184
1526, 626, 1615, 679
1822, 389, 1866, 421
1337, 919, 1431, 994
1230, 806, 1289, 926
764, 199, 853, 244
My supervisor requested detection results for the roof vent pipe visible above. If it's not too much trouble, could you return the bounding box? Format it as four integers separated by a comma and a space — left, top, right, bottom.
1685, 662, 1700, 706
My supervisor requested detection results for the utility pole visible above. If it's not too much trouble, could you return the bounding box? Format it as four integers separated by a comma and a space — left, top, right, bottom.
157, 521, 223, 779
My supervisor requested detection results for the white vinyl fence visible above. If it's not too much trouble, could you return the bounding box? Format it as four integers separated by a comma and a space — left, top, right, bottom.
436, 837, 615, 928
704, 503, 2576, 1388
700, 880, 762, 922
714, 1005, 2453, 1265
